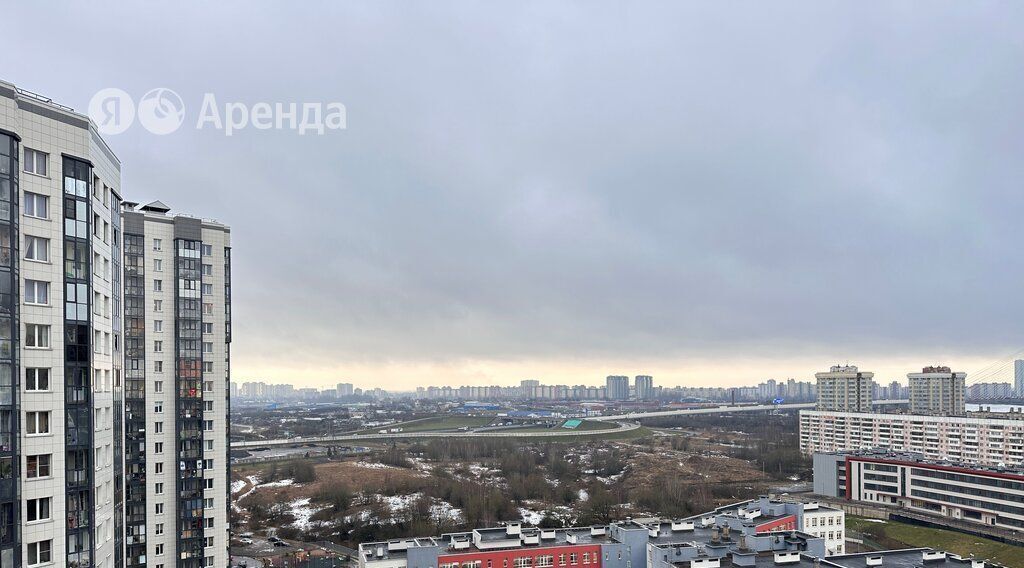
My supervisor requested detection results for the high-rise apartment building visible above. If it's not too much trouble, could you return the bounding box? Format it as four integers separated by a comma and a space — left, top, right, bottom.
122, 202, 231, 568
814, 365, 873, 412
605, 375, 629, 400
1, 80, 124, 568
336, 382, 354, 397
907, 366, 965, 415
634, 375, 653, 400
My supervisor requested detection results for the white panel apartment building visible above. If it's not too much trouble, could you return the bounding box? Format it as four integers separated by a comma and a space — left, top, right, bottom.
122, 202, 231, 568
800, 410, 1024, 468
1, 80, 124, 567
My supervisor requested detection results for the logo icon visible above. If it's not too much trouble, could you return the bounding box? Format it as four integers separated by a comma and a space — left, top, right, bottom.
88, 88, 135, 135
137, 88, 185, 135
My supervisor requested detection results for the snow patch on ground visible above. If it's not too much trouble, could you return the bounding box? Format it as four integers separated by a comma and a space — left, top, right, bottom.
519, 507, 545, 525
231, 479, 247, 494
577, 489, 589, 502
261, 478, 295, 488
862, 519, 888, 524
289, 498, 327, 530
595, 473, 623, 485
356, 461, 399, 470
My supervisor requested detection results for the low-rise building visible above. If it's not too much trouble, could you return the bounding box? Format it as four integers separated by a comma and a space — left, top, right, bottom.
814, 450, 1024, 532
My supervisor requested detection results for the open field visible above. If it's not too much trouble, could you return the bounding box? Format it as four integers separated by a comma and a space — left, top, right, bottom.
846, 516, 1024, 567
362, 415, 496, 433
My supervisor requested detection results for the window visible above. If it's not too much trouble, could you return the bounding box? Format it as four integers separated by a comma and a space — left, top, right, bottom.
25, 236, 48, 262
154, 402, 163, 413
153, 279, 162, 292
25, 411, 50, 435
154, 361, 163, 373
202, 342, 213, 353
25, 324, 49, 348
27, 539, 51, 566
202, 322, 213, 334
153, 238, 162, 251
154, 299, 162, 312
154, 422, 163, 434
155, 522, 164, 535
26, 454, 51, 478
155, 482, 164, 494
202, 244, 212, 256
153, 259, 162, 272
24, 192, 48, 219
202, 362, 213, 373
154, 380, 163, 393
202, 303, 213, 315
24, 148, 47, 176
26, 497, 51, 522
155, 543, 164, 556
25, 368, 50, 391
202, 264, 212, 276
154, 442, 163, 454
154, 340, 163, 352
155, 462, 163, 474
24, 280, 49, 305
203, 477, 214, 489
154, 320, 163, 332
203, 459, 213, 470
155, 503, 164, 515
202, 283, 213, 295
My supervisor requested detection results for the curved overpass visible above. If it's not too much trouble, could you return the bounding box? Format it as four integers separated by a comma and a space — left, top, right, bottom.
231, 420, 640, 449
591, 399, 908, 421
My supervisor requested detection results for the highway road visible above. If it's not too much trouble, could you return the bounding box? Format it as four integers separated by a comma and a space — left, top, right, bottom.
590, 399, 908, 421
231, 420, 640, 449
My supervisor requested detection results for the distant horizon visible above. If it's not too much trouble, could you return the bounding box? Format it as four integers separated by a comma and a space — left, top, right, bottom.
235, 351, 1020, 392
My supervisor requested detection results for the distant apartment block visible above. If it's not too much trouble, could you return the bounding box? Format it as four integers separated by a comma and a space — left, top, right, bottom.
815, 365, 873, 412
800, 410, 1024, 468
814, 450, 1024, 532
337, 382, 354, 397
634, 375, 654, 400
908, 366, 965, 416
605, 376, 629, 400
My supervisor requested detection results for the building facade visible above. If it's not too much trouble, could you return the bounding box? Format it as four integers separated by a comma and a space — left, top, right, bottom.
814, 451, 1024, 532
604, 376, 628, 401
634, 376, 653, 401
1, 79, 125, 568
908, 366, 966, 416
814, 365, 873, 412
122, 202, 231, 568
800, 410, 1024, 468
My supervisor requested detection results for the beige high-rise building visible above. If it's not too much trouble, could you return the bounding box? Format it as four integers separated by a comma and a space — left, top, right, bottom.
1, 79, 124, 568
815, 365, 873, 412
908, 366, 965, 416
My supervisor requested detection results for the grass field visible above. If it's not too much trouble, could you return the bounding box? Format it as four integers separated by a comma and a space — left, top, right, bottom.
357, 415, 496, 434
846, 515, 1024, 566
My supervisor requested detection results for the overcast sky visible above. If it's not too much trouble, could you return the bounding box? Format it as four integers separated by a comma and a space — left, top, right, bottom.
5, 2, 1023, 390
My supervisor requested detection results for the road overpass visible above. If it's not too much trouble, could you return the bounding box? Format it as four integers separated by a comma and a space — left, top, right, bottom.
590, 399, 908, 421
230, 420, 640, 449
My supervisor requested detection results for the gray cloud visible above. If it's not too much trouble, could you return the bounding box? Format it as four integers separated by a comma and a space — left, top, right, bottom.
4, 1, 1023, 383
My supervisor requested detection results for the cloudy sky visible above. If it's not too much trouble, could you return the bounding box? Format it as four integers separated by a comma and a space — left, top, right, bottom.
5, 2, 1023, 390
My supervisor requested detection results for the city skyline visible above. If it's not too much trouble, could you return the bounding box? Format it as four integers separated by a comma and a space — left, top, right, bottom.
6, 3, 1024, 391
